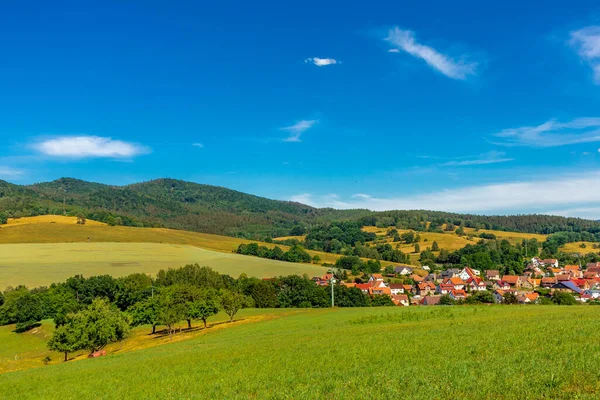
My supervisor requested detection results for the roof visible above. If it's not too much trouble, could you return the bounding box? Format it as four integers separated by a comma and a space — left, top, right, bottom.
552, 281, 583, 294
355, 283, 371, 291
391, 294, 409, 303
486, 270, 500, 276
564, 265, 580, 271
525, 293, 539, 301
449, 277, 465, 285
389, 283, 404, 289
451, 290, 467, 298
542, 259, 558, 264
502, 275, 519, 285
541, 277, 557, 283
371, 273, 383, 279
421, 295, 442, 305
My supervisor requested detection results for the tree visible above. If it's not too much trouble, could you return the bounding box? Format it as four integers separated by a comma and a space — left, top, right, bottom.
456, 226, 466, 236
74, 298, 130, 354
129, 297, 161, 334
552, 291, 577, 305
157, 295, 187, 340
439, 295, 454, 305
503, 292, 518, 304
312, 255, 321, 264
48, 322, 82, 362
414, 244, 421, 253
220, 290, 252, 322
76, 214, 86, 225
188, 298, 220, 328
431, 241, 440, 251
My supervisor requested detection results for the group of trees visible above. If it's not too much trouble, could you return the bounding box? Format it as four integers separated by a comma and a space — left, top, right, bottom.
303, 222, 376, 254
334, 256, 382, 275
236, 243, 313, 263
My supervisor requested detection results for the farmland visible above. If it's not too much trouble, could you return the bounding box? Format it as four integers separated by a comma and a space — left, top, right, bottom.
1, 305, 599, 399
0, 243, 329, 288
0, 216, 337, 288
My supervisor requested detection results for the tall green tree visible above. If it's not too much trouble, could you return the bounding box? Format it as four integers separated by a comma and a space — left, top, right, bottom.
220, 290, 252, 322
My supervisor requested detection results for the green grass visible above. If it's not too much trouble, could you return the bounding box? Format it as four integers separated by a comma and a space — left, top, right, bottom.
0, 243, 328, 288
1, 305, 600, 399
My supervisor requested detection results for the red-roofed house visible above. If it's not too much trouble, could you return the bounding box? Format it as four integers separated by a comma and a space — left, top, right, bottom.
389, 283, 405, 295
449, 290, 467, 301
391, 294, 410, 307
502, 275, 521, 288
466, 277, 487, 291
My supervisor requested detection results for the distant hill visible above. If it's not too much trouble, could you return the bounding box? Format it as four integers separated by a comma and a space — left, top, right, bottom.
1, 177, 600, 239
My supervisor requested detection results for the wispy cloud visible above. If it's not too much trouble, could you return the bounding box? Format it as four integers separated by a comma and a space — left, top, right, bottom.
384, 27, 477, 80
305, 57, 338, 67
192, 143, 204, 148
289, 171, 600, 218
33, 136, 150, 159
492, 118, 600, 147
440, 151, 514, 166
281, 120, 317, 142
570, 26, 600, 84
0, 166, 24, 180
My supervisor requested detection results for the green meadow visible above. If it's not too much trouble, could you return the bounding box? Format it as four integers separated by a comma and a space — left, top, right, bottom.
0, 243, 328, 288
1, 305, 599, 399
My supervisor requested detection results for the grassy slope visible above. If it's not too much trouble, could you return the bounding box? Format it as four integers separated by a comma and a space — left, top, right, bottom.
0, 309, 295, 374
1, 306, 599, 399
364, 226, 549, 262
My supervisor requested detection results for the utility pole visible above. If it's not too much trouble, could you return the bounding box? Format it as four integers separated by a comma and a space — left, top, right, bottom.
329, 270, 335, 307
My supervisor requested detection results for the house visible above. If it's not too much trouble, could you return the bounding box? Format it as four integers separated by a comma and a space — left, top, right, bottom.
485, 270, 501, 281
564, 265, 582, 278
584, 271, 599, 279
493, 290, 506, 303
502, 275, 521, 288
394, 266, 414, 275
556, 274, 571, 282
529, 278, 541, 288
517, 292, 539, 304
533, 258, 559, 268
583, 289, 600, 299
449, 290, 467, 301
410, 296, 422, 306
579, 294, 592, 303
402, 284, 414, 293
389, 283, 405, 295
552, 281, 583, 294
442, 277, 465, 291
541, 277, 557, 288
421, 295, 442, 306
437, 283, 455, 295
518, 276, 534, 289
440, 268, 461, 280
493, 280, 511, 291
571, 278, 590, 290
391, 294, 410, 307
369, 273, 384, 282
459, 267, 479, 281
421, 265, 431, 271
416, 282, 436, 296
369, 286, 391, 296
466, 277, 487, 292
410, 274, 424, 283
423, 273, 439, 283
586, 265, 600, 274
355, 283, 371, 294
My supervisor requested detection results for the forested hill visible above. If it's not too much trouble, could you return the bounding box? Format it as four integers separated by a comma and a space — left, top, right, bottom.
1, 177, 600, 239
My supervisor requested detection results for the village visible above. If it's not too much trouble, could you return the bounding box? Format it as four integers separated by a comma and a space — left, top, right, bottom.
314, 257, 600, 306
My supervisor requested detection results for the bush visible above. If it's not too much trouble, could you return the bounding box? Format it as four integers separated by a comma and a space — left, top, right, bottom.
14, 320, 42, 333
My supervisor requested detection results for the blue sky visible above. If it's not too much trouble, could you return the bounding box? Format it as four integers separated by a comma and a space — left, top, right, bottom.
2, 1, 600, 218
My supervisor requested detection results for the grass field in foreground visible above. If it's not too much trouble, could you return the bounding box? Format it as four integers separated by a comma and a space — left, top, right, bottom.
0, 308, 296, 374
1, 305, 599, 399
0, 243, 328, 288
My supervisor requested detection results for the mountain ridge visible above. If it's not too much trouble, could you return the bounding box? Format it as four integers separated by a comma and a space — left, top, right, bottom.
1, 177, 600, 239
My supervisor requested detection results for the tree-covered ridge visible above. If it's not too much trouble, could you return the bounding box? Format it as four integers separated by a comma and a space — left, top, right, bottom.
2, 177, 600, 240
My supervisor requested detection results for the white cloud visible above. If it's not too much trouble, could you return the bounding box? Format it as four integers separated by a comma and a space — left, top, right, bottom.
493, 118, 600, 147
440, 151, 514, 166
0, 166, 24, 180
384, 27, 477, 80
280, 120, 317, 142
387, 49, 400, 53
33, 136, 150, 158
289, 171, 600, 218
545, 207, 600, 220
305, 57, 338, 67
570, 26, 600, 84
192, 143, 204, 148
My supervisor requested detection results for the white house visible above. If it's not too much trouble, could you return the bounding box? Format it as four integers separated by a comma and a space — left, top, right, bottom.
389, 283, 405, 295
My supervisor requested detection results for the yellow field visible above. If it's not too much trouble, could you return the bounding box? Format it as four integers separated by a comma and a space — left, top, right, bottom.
273, 235, 306, 241
0, 216, 340, 265
6, 215, 106, 227
560, 242, 599, 254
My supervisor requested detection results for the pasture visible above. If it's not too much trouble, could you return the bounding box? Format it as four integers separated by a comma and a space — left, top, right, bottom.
0, 243, 328, 288
1, 305, 599, 399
